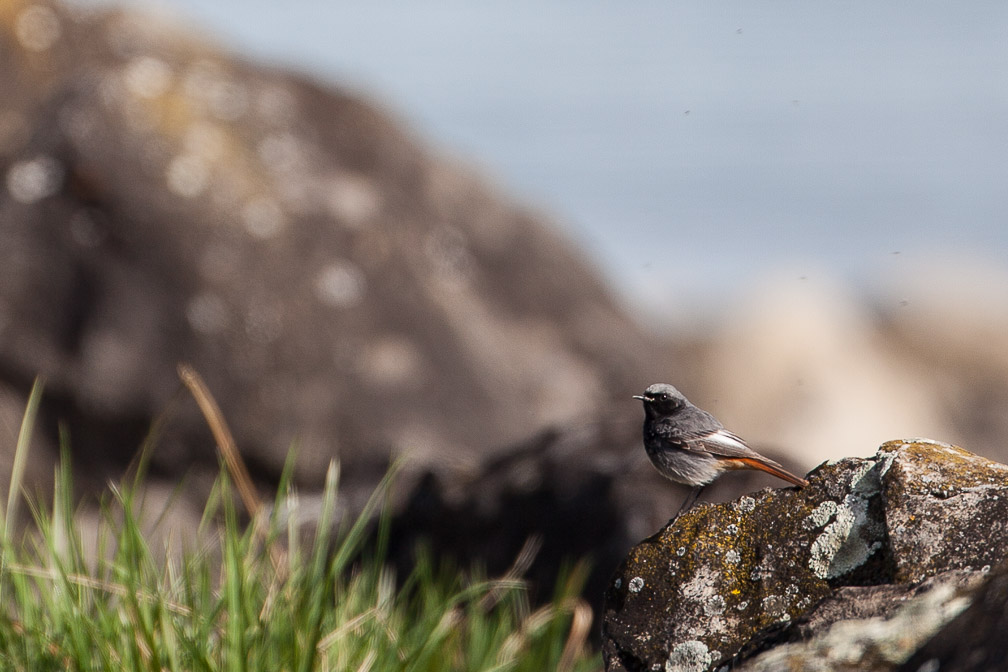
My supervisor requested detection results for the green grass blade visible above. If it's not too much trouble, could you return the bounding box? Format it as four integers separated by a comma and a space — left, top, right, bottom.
5, 377, 44, 535
0, 406, 602, 671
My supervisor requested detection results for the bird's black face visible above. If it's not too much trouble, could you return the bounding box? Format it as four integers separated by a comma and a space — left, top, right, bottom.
633, 383, 686, 417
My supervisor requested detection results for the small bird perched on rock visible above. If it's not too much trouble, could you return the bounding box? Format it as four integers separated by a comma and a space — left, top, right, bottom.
634, 383, 808, 516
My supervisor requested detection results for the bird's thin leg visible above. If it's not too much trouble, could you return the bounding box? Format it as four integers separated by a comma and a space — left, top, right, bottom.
674, 485, 705, 519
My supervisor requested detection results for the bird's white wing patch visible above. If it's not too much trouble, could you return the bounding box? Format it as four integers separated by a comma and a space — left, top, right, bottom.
696, 429, 755, 458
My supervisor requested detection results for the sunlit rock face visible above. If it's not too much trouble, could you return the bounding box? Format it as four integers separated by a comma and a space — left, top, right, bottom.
603, 440, 1008, 672
0, 0, 666, 485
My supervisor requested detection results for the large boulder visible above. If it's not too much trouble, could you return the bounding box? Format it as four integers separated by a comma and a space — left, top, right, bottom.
0, 0, 667, 486
602, 440, 1008, 671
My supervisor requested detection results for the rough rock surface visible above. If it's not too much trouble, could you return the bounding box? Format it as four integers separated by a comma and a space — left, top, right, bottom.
602, 440, 1008, 671
737, 567, 986, 672
897, 562, 1008, 672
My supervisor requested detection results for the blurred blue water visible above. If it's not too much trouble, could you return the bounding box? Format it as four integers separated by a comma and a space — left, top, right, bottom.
97, 1, 1008, 318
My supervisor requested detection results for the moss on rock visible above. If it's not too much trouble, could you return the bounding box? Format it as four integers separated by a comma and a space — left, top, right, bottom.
603, 440, 1008, 672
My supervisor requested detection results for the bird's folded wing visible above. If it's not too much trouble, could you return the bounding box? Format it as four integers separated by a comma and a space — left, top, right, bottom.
687, 429, 760, 459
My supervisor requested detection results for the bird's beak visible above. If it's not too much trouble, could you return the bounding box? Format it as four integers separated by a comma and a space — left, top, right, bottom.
632, 395, 645, 401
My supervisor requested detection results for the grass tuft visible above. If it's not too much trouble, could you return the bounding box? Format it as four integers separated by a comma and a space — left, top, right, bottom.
0, 380, 601, 671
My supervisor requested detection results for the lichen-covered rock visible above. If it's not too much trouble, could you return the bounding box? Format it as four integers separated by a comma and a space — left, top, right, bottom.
881, 441, 1008, 583
602, 440, 1008, 672
897, 562, 1008, 672
738, 568, 984, 672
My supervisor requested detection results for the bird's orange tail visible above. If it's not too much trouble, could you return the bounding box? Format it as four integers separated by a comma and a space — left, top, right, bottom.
729, 456, 809, 488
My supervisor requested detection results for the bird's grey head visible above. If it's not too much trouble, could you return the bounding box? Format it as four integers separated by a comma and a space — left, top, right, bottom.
633, 383, 688, 417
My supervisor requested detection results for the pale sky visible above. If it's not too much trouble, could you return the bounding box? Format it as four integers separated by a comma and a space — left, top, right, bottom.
84, 1, 1008, 320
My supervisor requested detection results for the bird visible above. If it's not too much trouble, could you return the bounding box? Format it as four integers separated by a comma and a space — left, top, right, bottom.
633, 383, 808, 516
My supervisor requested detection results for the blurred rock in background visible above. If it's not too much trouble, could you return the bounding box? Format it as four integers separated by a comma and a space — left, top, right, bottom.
0, 0, 665, 480
0, 0, 676, 610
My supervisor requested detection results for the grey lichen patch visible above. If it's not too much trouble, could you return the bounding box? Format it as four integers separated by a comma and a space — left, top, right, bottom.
735, 496, 756, 514
808, 498, 876, 579
806, 500, 839, 529
681, 567, 729, 636
666, 640, 713, 672
807, 454, 888, 580
760, 594, 788, 622
738, 571, 976, 671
